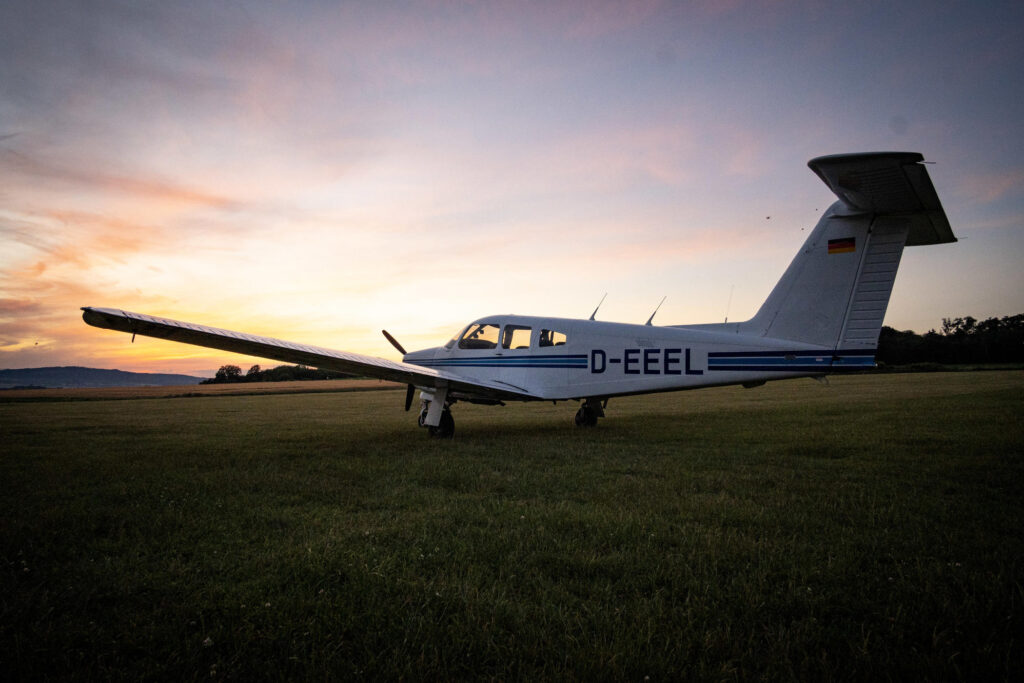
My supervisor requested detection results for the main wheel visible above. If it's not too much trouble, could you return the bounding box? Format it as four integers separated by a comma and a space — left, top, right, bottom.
574, 405, 599, 427
429, 409, 455, 438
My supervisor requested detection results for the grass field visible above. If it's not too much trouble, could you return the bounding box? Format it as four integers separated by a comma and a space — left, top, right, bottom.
0, 377, 401, 401
2, 372, 1022, 680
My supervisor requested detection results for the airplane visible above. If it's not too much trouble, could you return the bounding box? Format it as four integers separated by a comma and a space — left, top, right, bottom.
83, 152, 956, 438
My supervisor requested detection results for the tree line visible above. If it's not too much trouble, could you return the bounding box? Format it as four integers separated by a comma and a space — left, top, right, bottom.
200, 364, 357, 384
877, 314, 1024, 366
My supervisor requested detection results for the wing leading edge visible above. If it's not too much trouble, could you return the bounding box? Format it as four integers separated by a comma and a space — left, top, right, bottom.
80, 307, 536, 402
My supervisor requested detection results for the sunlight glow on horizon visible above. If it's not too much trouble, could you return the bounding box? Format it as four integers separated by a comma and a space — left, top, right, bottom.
2, 1, 1022, 375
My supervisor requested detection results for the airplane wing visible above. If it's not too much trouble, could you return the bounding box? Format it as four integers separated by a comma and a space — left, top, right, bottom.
81, 307, 537, 402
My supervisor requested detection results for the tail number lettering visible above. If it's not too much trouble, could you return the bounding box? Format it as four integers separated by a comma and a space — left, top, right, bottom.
590, 348, 703, 375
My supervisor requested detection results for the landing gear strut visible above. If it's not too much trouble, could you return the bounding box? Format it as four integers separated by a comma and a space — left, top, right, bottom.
419, 399, 455, 438
429, 408, 455, 438
574, 398, 605, 427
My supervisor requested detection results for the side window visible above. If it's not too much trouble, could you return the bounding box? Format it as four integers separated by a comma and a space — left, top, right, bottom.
458, 323, 500, 350
501, 325, 532, 350
539, 329, 568, 347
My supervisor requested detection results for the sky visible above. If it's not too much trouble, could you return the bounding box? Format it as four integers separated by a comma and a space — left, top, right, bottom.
2, 0, 1022, 376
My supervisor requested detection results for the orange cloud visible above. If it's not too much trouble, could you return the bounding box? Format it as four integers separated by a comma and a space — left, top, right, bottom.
1, 149, 239, 210
0, 298, 41, 316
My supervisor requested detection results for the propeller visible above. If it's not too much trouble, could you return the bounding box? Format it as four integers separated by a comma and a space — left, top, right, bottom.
382, 329, 407, 355
383, 330, 415, 412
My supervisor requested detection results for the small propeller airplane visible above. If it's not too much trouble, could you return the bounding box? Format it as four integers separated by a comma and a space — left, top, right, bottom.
83, 152, 955, 437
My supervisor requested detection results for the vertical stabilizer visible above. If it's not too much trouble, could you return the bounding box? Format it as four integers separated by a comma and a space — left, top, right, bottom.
738, 203, 862, 346
734, 153, 954, 350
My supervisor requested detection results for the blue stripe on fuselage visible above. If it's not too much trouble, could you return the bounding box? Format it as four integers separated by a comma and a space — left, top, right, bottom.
415, 354, 588, 369
414, 348, 875, 374
707, 349, 875, 372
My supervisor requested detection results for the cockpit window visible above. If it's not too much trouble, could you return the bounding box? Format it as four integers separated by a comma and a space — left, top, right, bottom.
539, 329, 568, 347
501, 325, 532, 350
445, 325, 470, 350
458, 323, 500, 350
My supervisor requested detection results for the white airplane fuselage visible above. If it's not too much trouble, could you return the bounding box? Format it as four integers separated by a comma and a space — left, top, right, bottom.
403, 315, 872, 401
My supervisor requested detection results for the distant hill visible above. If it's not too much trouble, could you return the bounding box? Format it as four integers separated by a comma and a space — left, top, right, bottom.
0, 366, 205, 389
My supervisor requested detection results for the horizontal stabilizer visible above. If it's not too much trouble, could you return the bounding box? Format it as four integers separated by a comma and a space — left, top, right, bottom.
808, 152, 955, 246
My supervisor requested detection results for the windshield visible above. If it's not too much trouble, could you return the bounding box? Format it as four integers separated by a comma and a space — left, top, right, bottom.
458, 323, 500, 350
444, 325, 470, 350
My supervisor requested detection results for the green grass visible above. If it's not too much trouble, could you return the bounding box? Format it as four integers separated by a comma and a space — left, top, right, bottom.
2, 372, 1022, 680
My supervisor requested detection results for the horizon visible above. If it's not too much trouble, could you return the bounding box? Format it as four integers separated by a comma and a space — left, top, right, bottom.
0, 364, 207, 376
2, 2, 1022, 375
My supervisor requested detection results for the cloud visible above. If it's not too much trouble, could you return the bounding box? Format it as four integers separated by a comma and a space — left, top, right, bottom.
0, 298, 41, 316
0, 0, 1020, 373
0, 148, 239, 210
956, 169, 1024, 205
548, 0, 667, 41
0, 207, 170, 275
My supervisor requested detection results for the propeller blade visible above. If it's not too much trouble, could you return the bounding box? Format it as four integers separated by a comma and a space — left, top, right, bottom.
405, 384, 415, 411
382, 329, 407, 355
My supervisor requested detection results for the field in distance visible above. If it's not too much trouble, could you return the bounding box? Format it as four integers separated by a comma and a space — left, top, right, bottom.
2, 371, 1022, 680
0, 377, 401, 401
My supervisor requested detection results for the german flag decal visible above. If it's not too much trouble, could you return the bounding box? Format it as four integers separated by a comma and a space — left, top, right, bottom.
828, 237, 856, 254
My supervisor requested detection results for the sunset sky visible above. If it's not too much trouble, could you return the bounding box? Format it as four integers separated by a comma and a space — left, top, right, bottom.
2, 1, 1022, 376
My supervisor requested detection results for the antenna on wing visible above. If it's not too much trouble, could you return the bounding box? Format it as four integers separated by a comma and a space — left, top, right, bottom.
645, 296, 667, 326
588, 293, 607, 321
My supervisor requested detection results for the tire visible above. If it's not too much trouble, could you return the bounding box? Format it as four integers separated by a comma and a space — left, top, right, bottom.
574, 406, 598, 427
429, 410, 455, 438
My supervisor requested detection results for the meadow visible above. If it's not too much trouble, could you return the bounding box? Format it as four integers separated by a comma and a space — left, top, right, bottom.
2, 372, 1022, 680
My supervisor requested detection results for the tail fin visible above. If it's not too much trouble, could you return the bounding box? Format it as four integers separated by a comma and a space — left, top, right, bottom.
739, 152, 955, 350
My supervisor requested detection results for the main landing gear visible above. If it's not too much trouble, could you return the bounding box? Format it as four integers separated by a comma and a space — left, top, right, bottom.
574, 398, 606, 428
417, 395, 606, 437
419, 400, 455, 439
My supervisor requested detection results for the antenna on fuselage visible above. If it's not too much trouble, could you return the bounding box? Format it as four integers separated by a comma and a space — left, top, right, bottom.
724, 284, 734, 323
645, 296, 667, 326
588, 293, 607, 321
